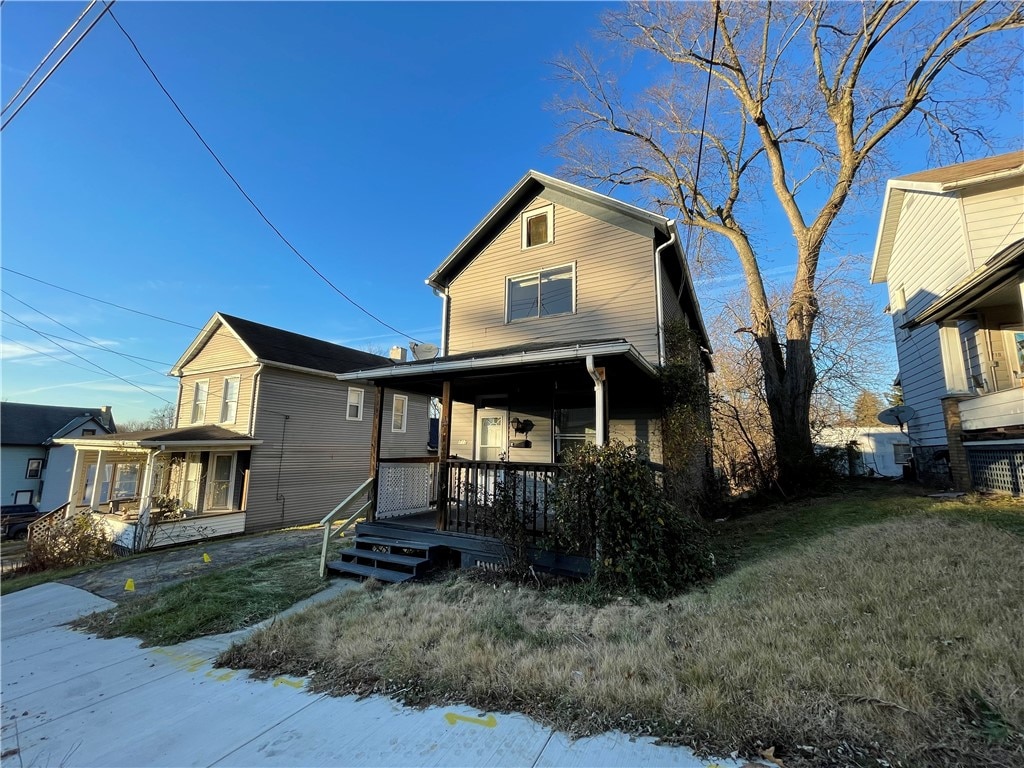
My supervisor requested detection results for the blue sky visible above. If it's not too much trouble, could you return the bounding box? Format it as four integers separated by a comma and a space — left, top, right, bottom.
1, 2, 1020, 423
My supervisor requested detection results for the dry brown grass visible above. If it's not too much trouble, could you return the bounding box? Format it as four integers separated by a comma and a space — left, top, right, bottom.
221, 517, 1024, 766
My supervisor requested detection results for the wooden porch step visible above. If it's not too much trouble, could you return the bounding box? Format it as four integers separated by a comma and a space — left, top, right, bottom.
325, 559, 415, 583
352, 534, 433, 551
346, 548, 428, 568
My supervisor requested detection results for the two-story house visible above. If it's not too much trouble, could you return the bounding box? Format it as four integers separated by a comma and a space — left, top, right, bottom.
53, 313, 430, 550
326, 170, 713, 580
1, 403, 115, 511
870, 151, 1024, 494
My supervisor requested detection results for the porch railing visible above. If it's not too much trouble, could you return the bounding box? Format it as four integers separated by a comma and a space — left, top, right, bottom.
318, 476, 373, 578
26, 502, 72, 542
443, 460, 561, 539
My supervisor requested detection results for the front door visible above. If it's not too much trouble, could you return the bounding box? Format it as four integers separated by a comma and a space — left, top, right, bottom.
476, 409, 506, 462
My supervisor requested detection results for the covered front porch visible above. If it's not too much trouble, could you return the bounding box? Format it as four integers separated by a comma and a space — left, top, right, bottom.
51, 426, 261, 552
324, 340, 664, 578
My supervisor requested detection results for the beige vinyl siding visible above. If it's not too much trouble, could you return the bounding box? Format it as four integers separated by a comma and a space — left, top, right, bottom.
961, 178, 1024, 264
180, 325, 252, 374
247, 368, 373, 532
447, 196, 660, 365
176, 366, 259, 433
450, 401, 475, 458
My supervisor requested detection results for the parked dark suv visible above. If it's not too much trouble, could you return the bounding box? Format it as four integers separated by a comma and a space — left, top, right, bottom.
1, 504, 42, 540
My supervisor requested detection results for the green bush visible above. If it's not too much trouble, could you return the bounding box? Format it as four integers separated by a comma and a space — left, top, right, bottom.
551, 441, 715, 598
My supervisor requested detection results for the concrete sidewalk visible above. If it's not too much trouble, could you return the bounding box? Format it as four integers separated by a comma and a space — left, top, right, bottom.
1, 583, 755, 768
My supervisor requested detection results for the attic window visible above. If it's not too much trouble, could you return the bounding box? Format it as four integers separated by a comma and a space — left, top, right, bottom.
521, 205, 554, 249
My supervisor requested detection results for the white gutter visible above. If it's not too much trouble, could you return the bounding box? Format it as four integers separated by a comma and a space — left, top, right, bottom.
585, 355, 606, 446
335, 341, 659, 382
653, 222, 677, 366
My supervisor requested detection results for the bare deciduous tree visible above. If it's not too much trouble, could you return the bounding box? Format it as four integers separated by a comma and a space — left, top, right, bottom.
554, 0, 1023, 490
117, 403, 176, 433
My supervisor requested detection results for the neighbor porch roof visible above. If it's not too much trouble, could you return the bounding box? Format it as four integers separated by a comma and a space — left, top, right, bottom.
54, 424, 262, 450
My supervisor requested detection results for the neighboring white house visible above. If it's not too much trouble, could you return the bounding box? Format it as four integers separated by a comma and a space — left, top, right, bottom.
816, 426, 910, 479
870, 151, 1024, 495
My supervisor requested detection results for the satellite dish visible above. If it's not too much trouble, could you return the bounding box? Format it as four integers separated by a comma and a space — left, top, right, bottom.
410, 342, 439, 361
878, 405, 916, 427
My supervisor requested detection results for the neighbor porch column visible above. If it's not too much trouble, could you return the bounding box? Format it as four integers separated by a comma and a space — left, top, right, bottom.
368, 386, 385, 522
136, 451, 158, 527
435, 380, 453, 531
89, 450, 107, 511
68, 448, 85, 515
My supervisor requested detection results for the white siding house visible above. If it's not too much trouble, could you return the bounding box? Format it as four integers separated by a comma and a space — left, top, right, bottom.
870, 151, 1024, 494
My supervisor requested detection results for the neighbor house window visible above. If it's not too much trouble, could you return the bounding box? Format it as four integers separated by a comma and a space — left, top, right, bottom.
191, 379, 209, 424
112, 463, 140, 499
220, 376, 240, 424
25, 458, 43, 479
506, 264, 574, 322
81, 429, 96, 436
347, 387, 364, 420
206, 453, 236, 510
392, 394, 408, 433
893, 443, 912, 465
521, 204, 554, 249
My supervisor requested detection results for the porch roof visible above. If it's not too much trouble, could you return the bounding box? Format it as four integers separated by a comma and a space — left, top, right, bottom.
54, 424, 262, 450
905, 238, 1024, 329
336, 339, 659, 398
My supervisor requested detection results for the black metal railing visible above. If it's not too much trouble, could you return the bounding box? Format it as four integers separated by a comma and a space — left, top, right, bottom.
443, 460, 561, 538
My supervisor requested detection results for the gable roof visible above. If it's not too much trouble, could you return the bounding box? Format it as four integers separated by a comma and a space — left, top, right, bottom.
870, 150, 1024, 284
425, 170, 711, 356
170, 313, 392, 377
1, 402, 115, 446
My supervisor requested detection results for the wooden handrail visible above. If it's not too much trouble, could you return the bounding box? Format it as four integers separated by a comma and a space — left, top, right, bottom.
318, 476, 374, 578
26, 502, 72, 542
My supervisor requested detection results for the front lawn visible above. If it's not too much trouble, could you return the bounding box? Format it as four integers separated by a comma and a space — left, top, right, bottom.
219, 485, 1024, 767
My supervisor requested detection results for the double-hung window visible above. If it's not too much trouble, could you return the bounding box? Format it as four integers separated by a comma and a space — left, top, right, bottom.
220, 376, 240, 424
347, 387, 364, 420
191, 380, 209, 424
25, 458, 43, 479
392, 394, 408, 433
506, 264, 574, 322
893, 443, 912, 466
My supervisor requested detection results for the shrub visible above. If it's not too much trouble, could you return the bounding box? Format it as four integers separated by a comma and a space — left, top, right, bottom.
477, 470, 532, 579
25, 513, 115, 572
552, 441, 715, 598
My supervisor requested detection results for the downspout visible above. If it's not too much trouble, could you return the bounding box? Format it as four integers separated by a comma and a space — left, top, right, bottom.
585, 355, 606, 447
433, 286, 451, 356
248, 364, 264, 437
653, 222, 677, 367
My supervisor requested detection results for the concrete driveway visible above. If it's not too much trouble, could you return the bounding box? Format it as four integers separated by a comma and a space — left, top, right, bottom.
0, 582, 755, 768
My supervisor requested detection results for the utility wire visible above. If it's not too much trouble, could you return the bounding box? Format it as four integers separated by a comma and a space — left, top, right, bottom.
1, 313, 173, 370
105, 5, 423, 344
3, 0, 97, 115
1, 267, 201, 329
1, 333, 124, 378
1, 310, 173, 403
2, 289, 167, 375
1, 1, 114, 131
678, 0, 721, 301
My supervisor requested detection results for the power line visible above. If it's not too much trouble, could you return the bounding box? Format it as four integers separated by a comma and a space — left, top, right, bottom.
1, 1, 115, 131
1, 267, 201, 329
1, 333, 126, 378
1, 310, 173, 403
3, 1, 97, 115
104, 5, 423, 344
2, 289, 167, 375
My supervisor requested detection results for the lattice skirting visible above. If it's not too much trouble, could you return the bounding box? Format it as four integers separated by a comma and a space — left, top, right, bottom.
966, 446, 1024, 495
377, 463, 433, 518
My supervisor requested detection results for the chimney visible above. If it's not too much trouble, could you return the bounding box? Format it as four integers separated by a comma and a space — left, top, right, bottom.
389, 346, 408, 362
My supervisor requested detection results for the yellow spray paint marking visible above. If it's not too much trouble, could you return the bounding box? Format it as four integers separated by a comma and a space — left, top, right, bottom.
124, 578, 135, 592
444, 713, 497, 728
272, 677, 304, 689
203, 553, 211, 563
151, 648, 209, 673
205, 669, 237, 682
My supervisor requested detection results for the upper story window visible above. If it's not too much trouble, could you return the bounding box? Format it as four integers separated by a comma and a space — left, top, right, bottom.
391, 394, 408, 433
347, 387, 364, 421
191, 379, 209, 424
25, 458, 43, 479
506, 264, 575, 322
81, 429, 96, 436
521, 204, 554, 249
220, 376, 240, 424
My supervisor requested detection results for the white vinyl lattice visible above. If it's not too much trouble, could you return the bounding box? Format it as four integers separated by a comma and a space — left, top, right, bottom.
377, 463, 433, 518
966, 447, 1024, 495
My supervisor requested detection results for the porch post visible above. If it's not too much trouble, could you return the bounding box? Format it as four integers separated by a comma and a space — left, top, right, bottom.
69, 448, 85, 515
436, 380, 453, 531
89, 450, 106, 511
134, 451, 158, 553
368, 386, 384, 522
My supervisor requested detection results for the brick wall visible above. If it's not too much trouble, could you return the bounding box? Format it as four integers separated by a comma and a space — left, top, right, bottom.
941, 396, 972, 491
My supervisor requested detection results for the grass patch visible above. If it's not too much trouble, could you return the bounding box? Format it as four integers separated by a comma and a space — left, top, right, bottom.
73, 549, 327, 646
221, 488, 1024, 766
2, 557, 131, 596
